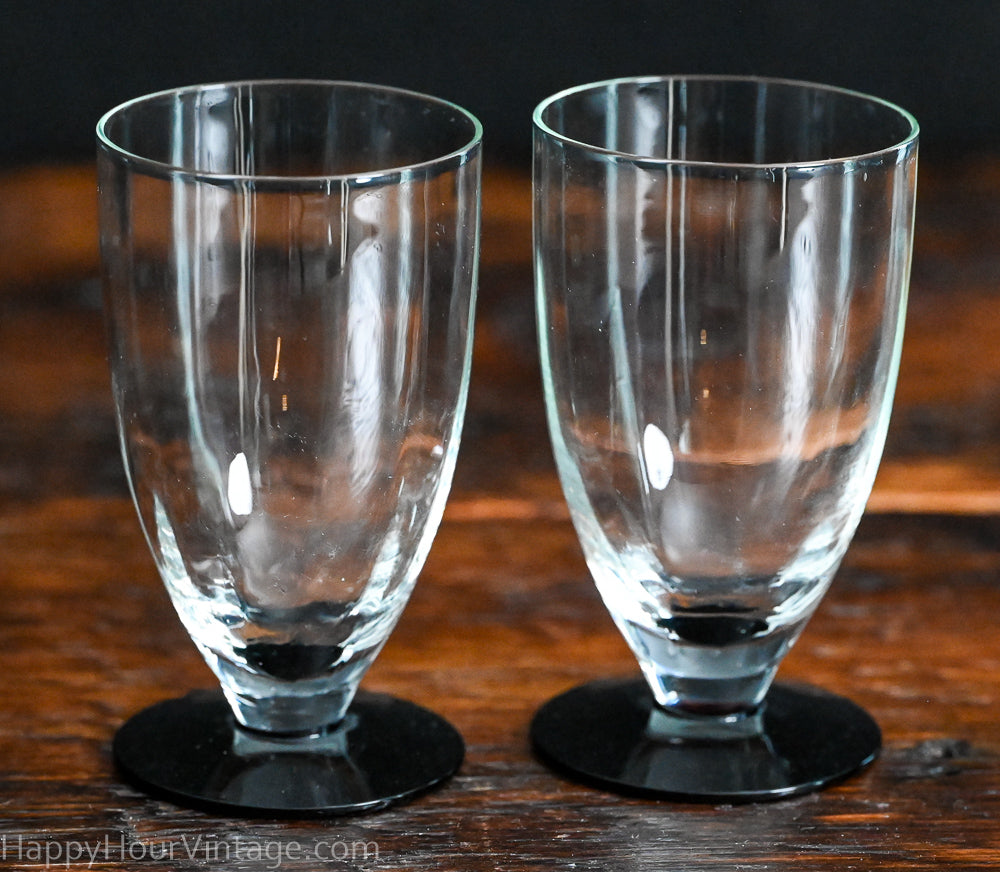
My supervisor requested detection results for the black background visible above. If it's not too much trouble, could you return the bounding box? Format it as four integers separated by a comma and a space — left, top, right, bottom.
1, 0, 996, 167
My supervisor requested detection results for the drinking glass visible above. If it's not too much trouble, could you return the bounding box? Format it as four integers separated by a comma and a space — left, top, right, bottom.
98, 80, 481, 814
532, 76, 918, 800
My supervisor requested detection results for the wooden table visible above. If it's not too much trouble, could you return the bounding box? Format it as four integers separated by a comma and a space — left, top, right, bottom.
1, 158, 999, 870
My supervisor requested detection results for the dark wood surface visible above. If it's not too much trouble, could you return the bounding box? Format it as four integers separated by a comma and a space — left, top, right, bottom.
2, 159, 1000, 870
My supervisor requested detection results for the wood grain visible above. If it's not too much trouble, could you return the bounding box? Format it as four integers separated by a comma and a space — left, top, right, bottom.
1, 160, 1000, 869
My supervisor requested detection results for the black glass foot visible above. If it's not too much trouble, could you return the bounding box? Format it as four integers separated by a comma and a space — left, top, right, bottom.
113, 689, 464, 816
530, 678, 880, 802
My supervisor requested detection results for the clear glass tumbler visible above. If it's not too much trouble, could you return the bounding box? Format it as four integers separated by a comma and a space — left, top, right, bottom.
98, 80, 481, 814
532, 76, 918, 800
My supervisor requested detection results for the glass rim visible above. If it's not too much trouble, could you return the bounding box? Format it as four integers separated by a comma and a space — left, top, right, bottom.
96, 78, 484, 184
532, 74, 920, 169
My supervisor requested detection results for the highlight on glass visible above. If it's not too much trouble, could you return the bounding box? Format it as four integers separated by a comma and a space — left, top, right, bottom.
531, 75, 918, 801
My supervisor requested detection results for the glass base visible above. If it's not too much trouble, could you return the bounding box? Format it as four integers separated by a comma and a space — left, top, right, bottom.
113, 689, 464, 816
530, 677, 880, 802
